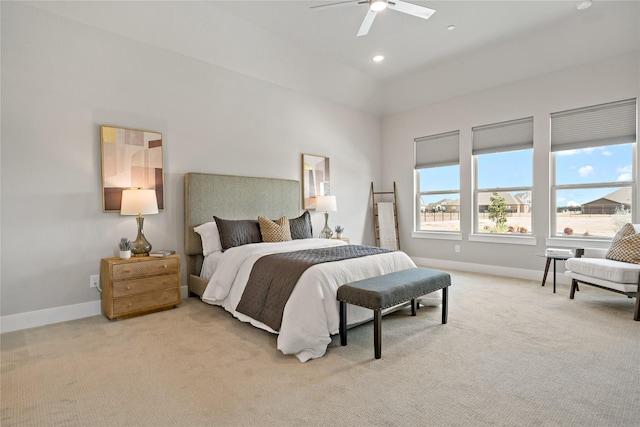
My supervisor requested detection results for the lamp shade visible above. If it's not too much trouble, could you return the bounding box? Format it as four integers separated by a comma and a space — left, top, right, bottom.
316, 195, 337, 212
120, 189, 159, 215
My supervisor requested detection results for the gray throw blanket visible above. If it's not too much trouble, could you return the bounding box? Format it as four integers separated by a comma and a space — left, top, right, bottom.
235, 245, 392, 331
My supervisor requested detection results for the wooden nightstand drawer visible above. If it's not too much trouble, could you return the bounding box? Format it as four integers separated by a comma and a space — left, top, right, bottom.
112, 274, 179, 298
113, 289, 180, 316
101, 254, 181, 320
111, 257, 179, 281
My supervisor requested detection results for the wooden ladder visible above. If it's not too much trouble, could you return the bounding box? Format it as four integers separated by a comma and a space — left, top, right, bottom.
371, 182, 400, 250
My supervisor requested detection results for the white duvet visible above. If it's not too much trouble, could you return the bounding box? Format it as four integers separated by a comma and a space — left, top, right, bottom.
201, 239, 417, 362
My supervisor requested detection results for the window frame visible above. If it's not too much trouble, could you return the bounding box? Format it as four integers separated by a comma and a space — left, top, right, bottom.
472, 151, 534, 235
550, 150, 636, 240
471, 117, 534, 238
549, 98, 637, 240
413, 130, 461, 237
415, 167, 461, 234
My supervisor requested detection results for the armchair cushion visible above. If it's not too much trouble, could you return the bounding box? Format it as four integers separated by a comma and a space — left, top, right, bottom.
566, 257, 640, 287
606, 223, 640, 264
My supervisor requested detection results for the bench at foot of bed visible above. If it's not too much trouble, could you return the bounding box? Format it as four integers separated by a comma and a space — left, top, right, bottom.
337, 268, 451, 359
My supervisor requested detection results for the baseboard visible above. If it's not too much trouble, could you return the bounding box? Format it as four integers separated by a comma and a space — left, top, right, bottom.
1, 285, 191, 334
410, 256, 569, 286
1, 300, 101, 334
2, 263, 554, 334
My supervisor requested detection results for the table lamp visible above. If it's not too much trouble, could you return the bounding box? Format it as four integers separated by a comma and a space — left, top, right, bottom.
120, 189, 159, 256
316, 195, 337, 239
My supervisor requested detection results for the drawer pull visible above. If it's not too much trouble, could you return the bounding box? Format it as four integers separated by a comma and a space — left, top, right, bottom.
128, 303, 132, 307
163, 264, 168, 268
126, 285, 132, 290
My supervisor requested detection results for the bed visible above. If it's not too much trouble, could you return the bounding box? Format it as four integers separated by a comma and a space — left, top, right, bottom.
184, 172, 422, 362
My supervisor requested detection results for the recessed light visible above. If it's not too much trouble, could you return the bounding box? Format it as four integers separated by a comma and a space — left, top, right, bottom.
372, 55, 385, 62
447, 25, 456, 31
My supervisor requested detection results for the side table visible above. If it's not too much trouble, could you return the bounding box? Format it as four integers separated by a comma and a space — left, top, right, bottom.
100, 254, 181, 320
332, 237, 350, 243
535, 251, 574, 293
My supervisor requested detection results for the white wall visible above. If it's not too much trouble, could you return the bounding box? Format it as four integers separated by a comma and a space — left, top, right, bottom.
382, 51, 640, 276
0, 3, 381, 329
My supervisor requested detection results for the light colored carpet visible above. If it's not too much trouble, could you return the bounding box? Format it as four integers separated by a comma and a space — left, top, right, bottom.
2, 270, 639, 427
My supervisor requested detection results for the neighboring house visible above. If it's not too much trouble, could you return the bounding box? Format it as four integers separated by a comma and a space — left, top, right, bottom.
477, 192, 528, 215
514, 191, 532, 213
582, 187, 632, 215
424, 198, 459, 213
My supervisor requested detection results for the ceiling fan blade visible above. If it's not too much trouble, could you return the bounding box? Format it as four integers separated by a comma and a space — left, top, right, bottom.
310, 0, 364, 11
388, 0, 436, 19
357, 9, 377, 37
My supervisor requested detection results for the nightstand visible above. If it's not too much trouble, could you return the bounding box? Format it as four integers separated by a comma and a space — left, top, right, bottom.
100, 254, 181, 320
332, 237, 350, 243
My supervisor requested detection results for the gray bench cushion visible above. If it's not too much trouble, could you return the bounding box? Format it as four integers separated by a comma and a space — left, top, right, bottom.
337, 268, 451, 310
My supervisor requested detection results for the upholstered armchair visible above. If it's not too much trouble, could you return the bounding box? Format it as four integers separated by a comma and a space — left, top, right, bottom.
564, 223, 640, 321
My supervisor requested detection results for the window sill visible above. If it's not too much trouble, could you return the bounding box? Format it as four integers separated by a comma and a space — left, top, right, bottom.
412, 231, 462, 241
545, 237, 611, 250
468, 233, 536, 245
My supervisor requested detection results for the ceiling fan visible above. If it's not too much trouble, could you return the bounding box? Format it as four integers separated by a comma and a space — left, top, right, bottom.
311, 0, 436, 37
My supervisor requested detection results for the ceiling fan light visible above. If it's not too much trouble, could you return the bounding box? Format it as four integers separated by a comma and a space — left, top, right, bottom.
576, 0, 592, 10
370, 0, 388, 12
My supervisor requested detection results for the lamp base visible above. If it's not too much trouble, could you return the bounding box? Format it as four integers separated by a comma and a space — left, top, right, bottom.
131, 215, 152, 256
319, 212, 333, 239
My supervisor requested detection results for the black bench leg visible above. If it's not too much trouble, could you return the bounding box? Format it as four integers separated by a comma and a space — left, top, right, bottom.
374, 309, 382, 359
339, 301, 347, 346
411, 298, 417, 316
442, 286, 448, 324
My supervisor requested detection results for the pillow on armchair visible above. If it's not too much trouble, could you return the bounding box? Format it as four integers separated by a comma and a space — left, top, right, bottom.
606, 223, 640, 264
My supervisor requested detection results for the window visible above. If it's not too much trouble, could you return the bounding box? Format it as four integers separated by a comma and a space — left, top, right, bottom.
551, 99, 636, 238
473, 117, 533, 234
414, 131, 460, 232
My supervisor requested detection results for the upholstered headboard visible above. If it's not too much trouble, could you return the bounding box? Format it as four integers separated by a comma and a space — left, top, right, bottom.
184, 173, 301, 296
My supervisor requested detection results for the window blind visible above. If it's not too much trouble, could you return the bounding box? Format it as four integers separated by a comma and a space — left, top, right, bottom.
550, 98, 637, 152
414, 130, 459, 168
472, 117, 533, 155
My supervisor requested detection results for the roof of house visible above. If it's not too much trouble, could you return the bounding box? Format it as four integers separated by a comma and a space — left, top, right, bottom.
583, 187, 632, 206
477, 192, 522, 206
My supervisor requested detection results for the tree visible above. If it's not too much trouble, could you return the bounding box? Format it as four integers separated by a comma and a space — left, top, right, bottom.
488, 192, 508, 232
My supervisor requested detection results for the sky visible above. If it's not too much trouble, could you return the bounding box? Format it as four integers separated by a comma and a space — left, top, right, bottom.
420, 143, 633, 206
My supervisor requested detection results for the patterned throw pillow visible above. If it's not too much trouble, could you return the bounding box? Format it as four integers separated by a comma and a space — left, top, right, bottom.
606, 223, 640, 264
258, 216, 292, 242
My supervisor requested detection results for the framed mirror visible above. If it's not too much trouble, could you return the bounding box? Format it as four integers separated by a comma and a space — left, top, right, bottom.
302, 153, 331, 210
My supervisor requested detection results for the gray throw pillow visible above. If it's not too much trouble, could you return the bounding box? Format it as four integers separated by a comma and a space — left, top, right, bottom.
289, 211, 313, 239
214, 216, 262, 250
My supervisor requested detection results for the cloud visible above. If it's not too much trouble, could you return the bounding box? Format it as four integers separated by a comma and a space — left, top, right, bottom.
617, 165, 632, 173
602, 150, 613, 156
617, 165, 632, 181
556, 149, 580, 157
556, 147, 596, 156
567, 201, 581, 207
578, 165, 594, 177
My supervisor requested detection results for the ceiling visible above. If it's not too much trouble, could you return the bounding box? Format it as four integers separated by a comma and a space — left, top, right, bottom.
23, 0, 640, 115
207, 0, 639, 83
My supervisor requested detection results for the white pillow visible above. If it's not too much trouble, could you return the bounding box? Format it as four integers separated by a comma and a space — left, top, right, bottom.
194, 221, 222, 256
